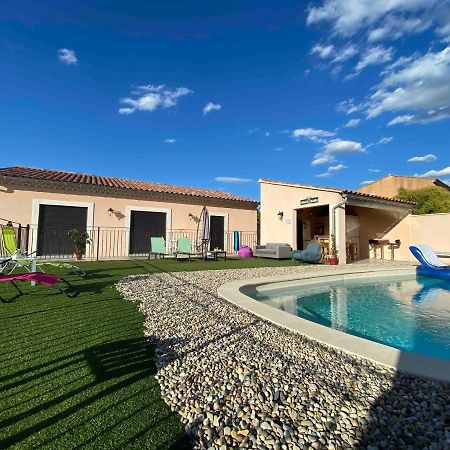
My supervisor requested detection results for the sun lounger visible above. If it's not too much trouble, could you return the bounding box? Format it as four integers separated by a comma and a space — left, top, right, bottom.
1, 226, 85, 277
0, 271, 77, 302
148, 237, 168, 259
174, 237, 196, 261
409, 245, 450, 281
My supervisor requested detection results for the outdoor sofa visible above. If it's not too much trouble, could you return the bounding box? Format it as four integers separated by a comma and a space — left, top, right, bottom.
254, 243, 292, 259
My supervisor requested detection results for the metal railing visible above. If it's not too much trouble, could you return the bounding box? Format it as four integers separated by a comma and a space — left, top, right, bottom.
0, 224, 257, 261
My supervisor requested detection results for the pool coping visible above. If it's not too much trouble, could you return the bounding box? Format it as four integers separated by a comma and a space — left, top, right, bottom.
217, 267, 450, 383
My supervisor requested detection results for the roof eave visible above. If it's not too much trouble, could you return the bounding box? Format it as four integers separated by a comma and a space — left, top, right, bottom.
0, 175, 259, 209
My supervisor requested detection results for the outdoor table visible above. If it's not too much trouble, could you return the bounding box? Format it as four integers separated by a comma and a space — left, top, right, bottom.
208, 250, 227, 261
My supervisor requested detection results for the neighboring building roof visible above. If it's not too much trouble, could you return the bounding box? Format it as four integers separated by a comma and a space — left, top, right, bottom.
259, 178, 416, 206
357, 174, 450, 192
0, 166, 258, 205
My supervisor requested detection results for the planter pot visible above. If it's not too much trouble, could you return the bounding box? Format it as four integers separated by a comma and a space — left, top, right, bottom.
328, 257, 339, 265
74, 252, 83, 261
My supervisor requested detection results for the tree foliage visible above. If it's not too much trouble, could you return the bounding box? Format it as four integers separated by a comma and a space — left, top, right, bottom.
396, 186, 450, 215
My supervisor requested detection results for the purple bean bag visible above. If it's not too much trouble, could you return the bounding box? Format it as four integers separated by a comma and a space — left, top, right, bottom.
238, 245, 253, 258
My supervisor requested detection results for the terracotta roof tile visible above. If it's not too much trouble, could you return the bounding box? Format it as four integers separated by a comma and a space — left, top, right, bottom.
259, 178, 416, 206
0, 166, 258, 204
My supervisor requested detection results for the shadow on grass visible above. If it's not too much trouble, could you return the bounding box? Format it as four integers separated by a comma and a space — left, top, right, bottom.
0, 337, 189, 449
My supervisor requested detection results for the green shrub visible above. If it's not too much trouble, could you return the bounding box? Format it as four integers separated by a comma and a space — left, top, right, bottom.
396, 186, 450, 215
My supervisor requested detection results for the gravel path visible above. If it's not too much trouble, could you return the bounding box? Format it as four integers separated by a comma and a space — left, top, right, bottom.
117, 264, 450, 450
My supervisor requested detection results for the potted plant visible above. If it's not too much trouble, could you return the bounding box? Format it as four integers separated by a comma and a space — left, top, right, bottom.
328, 234, 339, 265
68, 229, 91, 260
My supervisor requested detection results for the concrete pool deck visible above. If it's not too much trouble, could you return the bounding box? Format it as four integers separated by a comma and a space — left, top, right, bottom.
218, 267, 450, 383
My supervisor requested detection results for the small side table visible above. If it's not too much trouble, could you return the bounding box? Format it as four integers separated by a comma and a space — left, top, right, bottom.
208, 250, 227, 261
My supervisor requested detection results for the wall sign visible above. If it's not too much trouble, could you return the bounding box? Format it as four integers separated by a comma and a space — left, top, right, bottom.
300, 196, 319, 205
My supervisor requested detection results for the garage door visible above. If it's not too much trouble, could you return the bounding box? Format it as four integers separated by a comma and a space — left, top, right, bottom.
129, 211, 167, 255
37, 205, 88, 257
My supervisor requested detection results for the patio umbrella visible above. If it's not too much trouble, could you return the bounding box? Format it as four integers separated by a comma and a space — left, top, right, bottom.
200, 207, 210, 254
233, 230, 240, 252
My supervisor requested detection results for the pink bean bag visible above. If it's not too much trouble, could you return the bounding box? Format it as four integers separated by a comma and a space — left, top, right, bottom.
238, 245, 254, 258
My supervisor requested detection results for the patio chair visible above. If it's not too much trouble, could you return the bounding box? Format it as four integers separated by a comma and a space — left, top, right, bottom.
0, 258, 77, 302
175, 237, 195, 261
1, 226, 85, 277
292, 243, 322, 264
148, 237, 167, 259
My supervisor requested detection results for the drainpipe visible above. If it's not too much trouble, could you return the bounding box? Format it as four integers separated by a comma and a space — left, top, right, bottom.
331, 193, 348, 256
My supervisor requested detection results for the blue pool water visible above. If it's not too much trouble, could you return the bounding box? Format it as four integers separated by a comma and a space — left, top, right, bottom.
249, 276, 450, 360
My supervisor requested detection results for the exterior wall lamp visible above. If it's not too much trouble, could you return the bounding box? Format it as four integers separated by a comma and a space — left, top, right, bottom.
107, 207, 115, 216
277, 211, 284, 221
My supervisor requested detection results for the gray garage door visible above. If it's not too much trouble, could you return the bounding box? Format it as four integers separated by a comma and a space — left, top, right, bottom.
37, 205, 88, 257
129, 211, 166, 255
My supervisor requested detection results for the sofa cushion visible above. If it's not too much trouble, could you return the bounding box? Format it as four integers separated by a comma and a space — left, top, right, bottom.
266, 243, 290, 249
255, 249, 277, 255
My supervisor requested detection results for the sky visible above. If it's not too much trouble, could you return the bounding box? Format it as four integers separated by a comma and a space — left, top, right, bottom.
1, 0, 449, 201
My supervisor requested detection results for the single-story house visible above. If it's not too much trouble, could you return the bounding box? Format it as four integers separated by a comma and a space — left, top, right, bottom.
259, 178, 450, 264
0, 166, 258, 259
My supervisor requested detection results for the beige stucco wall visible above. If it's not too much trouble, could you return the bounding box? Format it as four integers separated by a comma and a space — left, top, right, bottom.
357, 175, 437, 198
383, 213, 450, 261
0, 180, 257, 257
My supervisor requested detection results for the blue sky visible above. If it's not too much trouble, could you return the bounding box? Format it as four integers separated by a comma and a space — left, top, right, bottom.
1, 0, 449, 200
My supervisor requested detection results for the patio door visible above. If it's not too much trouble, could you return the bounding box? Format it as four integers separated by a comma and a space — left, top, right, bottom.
37, 205, 88, 257
129, 211, 166, 255
210, 215, 225, 250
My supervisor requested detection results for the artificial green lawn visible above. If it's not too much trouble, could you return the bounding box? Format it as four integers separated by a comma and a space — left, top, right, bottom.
0, 257, 299, 449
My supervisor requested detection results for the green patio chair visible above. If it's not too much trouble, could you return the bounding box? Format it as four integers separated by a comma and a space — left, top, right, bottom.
148, 237, 167, 259
175, 237, 195, 261
1, 226, 86, 278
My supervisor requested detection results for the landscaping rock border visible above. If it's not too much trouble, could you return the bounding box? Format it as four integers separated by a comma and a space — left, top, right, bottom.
117, 264, 450, 450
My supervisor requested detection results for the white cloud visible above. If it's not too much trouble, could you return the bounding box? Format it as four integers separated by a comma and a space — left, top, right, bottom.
328, 163, 347, 172
316, 172, 331, 178
378, 137, 393, 144
367, 16, 430, 42
311, 43, 334, 58
336, 99, 362, 114
368, 168, 381, 173
203, 102, 222, 115
317, 163, 348, 177
408, 153, 437, 162
215, 177, 252, 184
293, 128, 335, 140
360, 180, 375, 185
274, 147, 283, 152
368, 47, 450, 122
345, 118, 360, 127
306, 0, 441, 38
165, 138, 176, 144
354, 46, 394, 72
331, 44, 358, 63
58, 48, 77, 65
388, 107, 450, 126
417, 166, 450, 178
312, 139, 363, 165
119, 84, 192, 115
324, 140, 363, 153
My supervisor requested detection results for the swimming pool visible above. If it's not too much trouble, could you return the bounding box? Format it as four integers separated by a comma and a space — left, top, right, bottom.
248, 275, 450, 360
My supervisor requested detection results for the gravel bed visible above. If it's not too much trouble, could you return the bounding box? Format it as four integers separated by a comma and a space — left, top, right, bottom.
117, 264, 450, 450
